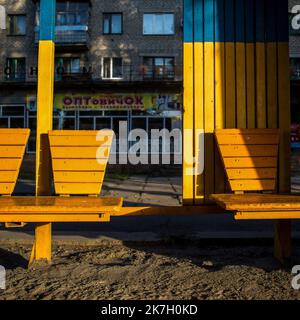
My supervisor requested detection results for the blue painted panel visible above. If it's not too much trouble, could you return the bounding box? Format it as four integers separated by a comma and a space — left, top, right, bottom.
265, 0, 276, 42
225, 0, 235, 42
235, 0, 245, 42
40, 0, 56, 41
184, 0, 194, 43
277, 0, 289, 42
215, 0, 224, 42
194, 0, 204, 42
255, 0, 265, 42
245, 0, 255, 43
204, 0, 214, 42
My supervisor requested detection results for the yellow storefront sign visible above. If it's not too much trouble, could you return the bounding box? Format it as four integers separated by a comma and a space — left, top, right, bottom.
54, 93, 182, 111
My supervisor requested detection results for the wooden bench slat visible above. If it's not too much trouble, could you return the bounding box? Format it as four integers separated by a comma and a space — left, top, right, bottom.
0, 183, 15, 195
226, 168, 277, 180
0, 134, 31, 145
0, 171, 18, 182
229, 180, 276, 191
210, 194, 300, 210
49, 130, 114, 136
216, 134, 280, 145
53, 171, 105, 183
215, 129, 280, 135
223, 157, 277, 168
219, 145, 278, 157
55, 183, 102, 195
0, 146, 26, 158
0, 196, 122, 213
49, 135, 113, 147
52, 159, 106, 171
50, 146, 110, 159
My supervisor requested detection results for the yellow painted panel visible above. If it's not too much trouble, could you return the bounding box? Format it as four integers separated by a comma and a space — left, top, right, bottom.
256, 43, 267, 128
246, 43, 256, 128
278, 42, 291, 193
183, 43, 194, 205
219, 145, 278, 157
0, 183, 14, 195
52, 159, 106, 171
0, 134, 30, 145
36, 41, 55, 196
0, 171, 18, 182
223, 157, 277, 168
50, 146, 109, 159
53, 171, 105, 183
194, 42, 204, 203
216, 134, 280, 145
229, 179, 276, 192
214, 41, 226, 194
55, 183, 102, 195
226, 168, 277, 180
49, 132, 114, 147
0, 146, 25, 158
0, 159, 21, 171
235, 211, 300, 220
236, 43, 247, 128
267, 43, 278, 129
204, 42, 215, 200
225, 42, 236, 128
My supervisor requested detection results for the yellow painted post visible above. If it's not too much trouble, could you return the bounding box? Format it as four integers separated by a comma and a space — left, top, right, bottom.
31, 0, 56, 265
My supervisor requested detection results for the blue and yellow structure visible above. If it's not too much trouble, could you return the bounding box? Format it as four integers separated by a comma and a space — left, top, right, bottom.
32, 0, 56, 263
183, 0, 291, 204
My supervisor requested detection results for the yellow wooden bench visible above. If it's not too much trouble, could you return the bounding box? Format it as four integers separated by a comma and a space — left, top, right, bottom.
0, 129, 123, 265
210, 129, 294, 263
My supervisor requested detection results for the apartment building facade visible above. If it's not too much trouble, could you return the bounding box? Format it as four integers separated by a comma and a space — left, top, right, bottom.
0, 0, 183, 152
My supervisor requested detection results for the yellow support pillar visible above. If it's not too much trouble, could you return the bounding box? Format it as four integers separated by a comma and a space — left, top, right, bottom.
31, 0, 56, 266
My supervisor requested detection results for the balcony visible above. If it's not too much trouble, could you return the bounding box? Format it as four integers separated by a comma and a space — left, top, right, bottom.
101, 65, 180, 82
3, 73, 26, 82
35, 26, 89, 46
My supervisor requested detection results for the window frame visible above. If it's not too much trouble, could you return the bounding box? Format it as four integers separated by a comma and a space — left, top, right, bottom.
102, 57, 123, 80
103, 13, 123, 35
143, 13, 175, 36
142, 56, 175, 80
5, 57, 26, 81
7, 14, 26, 36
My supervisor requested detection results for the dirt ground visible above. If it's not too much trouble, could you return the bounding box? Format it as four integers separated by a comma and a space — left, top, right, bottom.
0, 240, 300, 300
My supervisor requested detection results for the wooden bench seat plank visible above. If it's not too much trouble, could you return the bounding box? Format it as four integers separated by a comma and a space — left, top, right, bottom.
223, 157, 277, 168
0, 196, 123, 214
210, 194, 300, 211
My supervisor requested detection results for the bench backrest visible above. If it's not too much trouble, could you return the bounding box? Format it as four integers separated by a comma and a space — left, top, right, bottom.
0, 128, 30, 196
215, 129, 280, 193
49, 130, 114, 196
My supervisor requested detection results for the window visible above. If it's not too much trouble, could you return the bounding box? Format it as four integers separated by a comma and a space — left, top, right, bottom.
103, 13, 122, 34
5, 58, 26, 81
8, 15, 26, 35
56, 2, 89, 26
143, 13, 174, 35
102, 58, 123, 79
55, 57, 81, 75
143, 57, 175, 80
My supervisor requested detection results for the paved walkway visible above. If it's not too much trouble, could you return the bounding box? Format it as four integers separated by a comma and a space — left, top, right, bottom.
15, 175, 182, 207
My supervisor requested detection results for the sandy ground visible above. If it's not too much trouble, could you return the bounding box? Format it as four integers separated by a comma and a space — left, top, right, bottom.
1, 240, 300, 300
